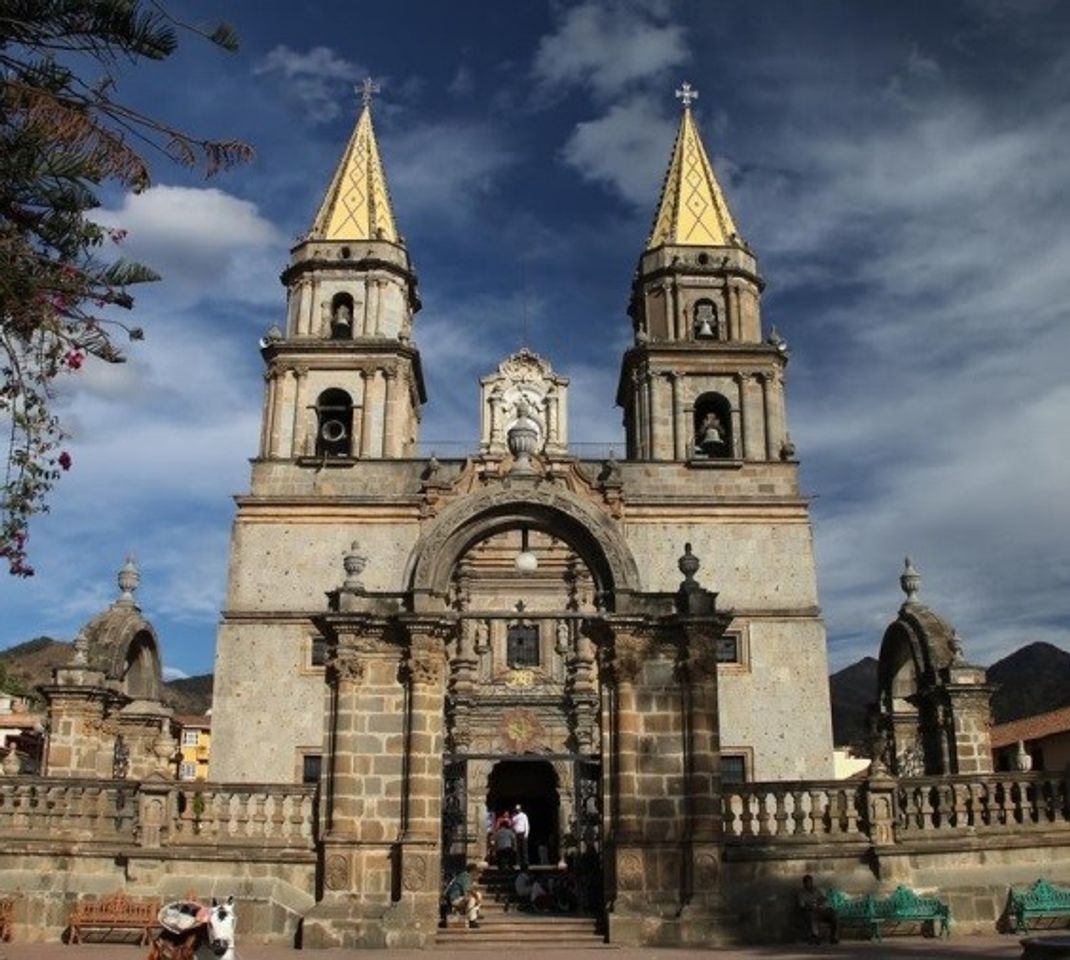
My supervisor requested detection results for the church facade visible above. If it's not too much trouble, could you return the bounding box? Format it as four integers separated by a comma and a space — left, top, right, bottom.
208, 86, 834, 945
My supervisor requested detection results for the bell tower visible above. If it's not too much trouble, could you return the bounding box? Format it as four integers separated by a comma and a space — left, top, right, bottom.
260, 79, 426, 461
618, 83, 791, 463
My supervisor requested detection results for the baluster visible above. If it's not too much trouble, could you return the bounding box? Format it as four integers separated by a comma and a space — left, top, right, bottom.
740, 791, 756, 837
773, 790, 790, 837
998, 778, 1013, 828
755, 792, 772, 837
809, 789, 826, 835
792, 789, 807, 836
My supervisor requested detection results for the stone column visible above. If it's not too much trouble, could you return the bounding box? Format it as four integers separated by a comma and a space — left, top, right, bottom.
759, 372, 775, 461
265, 368, 285, 459
739, 373, 759, 460
604, 631, 644, 841
359, 369, 376, 458
382, 368, 399, 458
291, 366, 309, 458
258, 370, 274, 458
731, 375, 745, 460
669, 372, 683, 460
680, 627, 723, 841
371, 277, 384, 335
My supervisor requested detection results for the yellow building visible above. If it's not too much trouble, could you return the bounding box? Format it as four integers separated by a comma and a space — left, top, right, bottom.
175, 714, 211, 781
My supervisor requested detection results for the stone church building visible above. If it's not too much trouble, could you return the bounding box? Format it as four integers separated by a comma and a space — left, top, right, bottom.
204, 85, 834, 944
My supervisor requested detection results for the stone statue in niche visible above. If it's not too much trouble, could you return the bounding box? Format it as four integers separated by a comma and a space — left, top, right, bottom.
694, 301, 717, 339
696, 411, 726, 456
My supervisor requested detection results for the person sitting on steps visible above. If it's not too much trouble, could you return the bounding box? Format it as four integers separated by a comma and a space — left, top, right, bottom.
440, 863, 483, 929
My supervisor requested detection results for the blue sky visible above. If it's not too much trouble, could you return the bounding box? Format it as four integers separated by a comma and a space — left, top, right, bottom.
2, 0, 1069, 678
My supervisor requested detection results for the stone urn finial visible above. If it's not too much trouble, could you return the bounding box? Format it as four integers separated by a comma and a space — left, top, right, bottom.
116, 554, 140, 607
342, 540, 368, 592
950, 629, 966, 665
72, 629, 90, 667
678, 543, 701, 589
507, 399, 540, 473
900, 556, 921, 604
2, 744, 21, 776
152, 718, 176, 775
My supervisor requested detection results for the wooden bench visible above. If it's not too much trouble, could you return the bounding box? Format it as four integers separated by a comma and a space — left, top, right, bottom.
1, 897, 13, 942
68, 893, 160, 945
1010, 879, 1070, 933
829, 885, 950, 941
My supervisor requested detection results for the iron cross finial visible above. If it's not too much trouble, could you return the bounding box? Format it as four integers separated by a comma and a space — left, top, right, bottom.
358, 77, 381, 108
675, 81, 698, 109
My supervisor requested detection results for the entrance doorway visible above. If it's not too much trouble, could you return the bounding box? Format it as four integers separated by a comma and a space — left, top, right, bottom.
487, 759, 559, 866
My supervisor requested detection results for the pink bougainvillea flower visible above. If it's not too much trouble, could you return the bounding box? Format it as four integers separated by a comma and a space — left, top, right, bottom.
58, 451, 72, 471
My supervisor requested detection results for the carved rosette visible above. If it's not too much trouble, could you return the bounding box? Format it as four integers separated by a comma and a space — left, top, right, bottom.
617, 851, 644, 890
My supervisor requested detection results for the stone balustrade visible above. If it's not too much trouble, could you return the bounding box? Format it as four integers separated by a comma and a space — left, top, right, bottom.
724, 771, 1070, 846
0, 778, 137, 842
170, 783, 317, 847
0, 777, 316, 852
723, 780, 867, 842
896, 772, 1070, 835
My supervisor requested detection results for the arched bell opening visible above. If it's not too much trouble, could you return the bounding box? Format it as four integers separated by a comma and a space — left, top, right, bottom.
329, 292, 354, 339
315, 388, 354, 457
693, 392, 733, 459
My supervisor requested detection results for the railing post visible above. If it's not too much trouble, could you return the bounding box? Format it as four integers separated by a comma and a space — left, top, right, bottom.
136, 778, 171, 849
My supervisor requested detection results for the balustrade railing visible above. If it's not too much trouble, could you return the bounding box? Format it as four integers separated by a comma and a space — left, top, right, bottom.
896, 773, 1070, 835
723, 781, 867, 841
170, 783, 316, 847
0, 778, 316, 852
0, 779, 137, 841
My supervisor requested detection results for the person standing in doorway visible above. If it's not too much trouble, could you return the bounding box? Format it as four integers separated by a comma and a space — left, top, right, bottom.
512, 803, 530, 869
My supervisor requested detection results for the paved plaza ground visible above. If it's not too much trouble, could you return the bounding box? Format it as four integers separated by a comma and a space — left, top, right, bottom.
0, 936, 1044, 960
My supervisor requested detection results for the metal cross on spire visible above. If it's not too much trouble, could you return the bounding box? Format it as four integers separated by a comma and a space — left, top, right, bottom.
675, 81, 698, 109
358, 77, 380, 108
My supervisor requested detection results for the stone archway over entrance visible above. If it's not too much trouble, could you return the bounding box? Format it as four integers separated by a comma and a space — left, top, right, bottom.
487, 759, 559, 866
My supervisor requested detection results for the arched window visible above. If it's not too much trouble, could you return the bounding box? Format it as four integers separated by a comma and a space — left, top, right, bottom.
692, 392, 733, 459
315, 388, 353, 457
330, 292, 354, 339
693, 299, 719, 340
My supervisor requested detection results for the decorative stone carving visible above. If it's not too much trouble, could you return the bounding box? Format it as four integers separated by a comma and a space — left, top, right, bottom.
402, 853, 429, 892
618, 851, 644, 890
480, 349, 569, 457
2, 744, 21, 776
507, 398, 541, 473
342, 541, 368, 592
326, 645, 367, 685
500, 708, 545, 753
610, 635, 647, 685
116, 554, 140, 608
900, 556, 921, 605
72, 630, 89, 667
152, 719, 176, 775
694, 851, 720, 886
325, 853, 350, 891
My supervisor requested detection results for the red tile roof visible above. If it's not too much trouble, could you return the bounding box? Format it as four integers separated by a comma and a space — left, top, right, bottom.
991, 704, 1070, 749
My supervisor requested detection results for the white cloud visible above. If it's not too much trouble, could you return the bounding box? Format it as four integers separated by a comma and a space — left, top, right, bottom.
533, 0, 687, 100
254, 45, 366, 124
560, 93, 676, 207
163, 665, 190, 682
388, 121, 514, 225
96, 185, 284, 307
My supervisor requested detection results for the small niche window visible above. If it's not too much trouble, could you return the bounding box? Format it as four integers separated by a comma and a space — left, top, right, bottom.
315, 388, 353, 457
330, 292, 354, 339
302, 754, 322, 785
310, 636, 327, 667
693, 392, 733, 459
716, 634, 741, 664
507, 623, 540, 668
693, 299, 719, 340
721, 754, 747, 785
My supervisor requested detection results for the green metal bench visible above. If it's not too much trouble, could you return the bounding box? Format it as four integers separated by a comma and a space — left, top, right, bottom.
828, 886, 950, 941
1009, 879, 1070, 933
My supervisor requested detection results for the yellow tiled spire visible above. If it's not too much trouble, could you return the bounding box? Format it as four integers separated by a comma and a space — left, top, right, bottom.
309, 80, 399, 243
646, 83, 741, 250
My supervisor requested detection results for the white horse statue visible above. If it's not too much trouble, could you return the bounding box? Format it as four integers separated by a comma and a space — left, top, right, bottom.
150, 897, 236, 960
